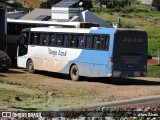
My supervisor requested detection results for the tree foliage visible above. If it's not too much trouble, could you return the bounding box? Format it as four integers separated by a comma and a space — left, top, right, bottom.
81, 0, 93, 10
24, 0, 40, 8
40, 0, 60, 8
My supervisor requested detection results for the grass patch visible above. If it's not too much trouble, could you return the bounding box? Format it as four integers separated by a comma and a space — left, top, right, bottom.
0, 83, 92, 111
0, 79, 22, 86
0, 83, 47, 111
147, 66, 160, 78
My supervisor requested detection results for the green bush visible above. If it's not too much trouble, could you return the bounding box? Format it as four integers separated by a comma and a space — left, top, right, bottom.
121, 6, 148, 13
104, 0, 130, 8
148, 38, 160, 57
114, 0, 131, 8
91, 7, 115, 13
147, 66, 160, 78
120, 21, 135, 28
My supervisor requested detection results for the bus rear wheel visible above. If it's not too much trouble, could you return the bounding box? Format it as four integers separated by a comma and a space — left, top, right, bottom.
70, 65, 79, 81
27, 59, 35, 73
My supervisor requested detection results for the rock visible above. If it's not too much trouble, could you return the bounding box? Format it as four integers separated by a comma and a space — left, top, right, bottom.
47, 91, 55, 96
15, 96, 22, 101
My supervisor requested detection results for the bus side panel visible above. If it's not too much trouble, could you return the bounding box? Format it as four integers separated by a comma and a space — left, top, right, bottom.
27, 46, 111, 77
90, 28, 116, 77
75, 62, 91, 77
90, 64, 111, 77
59, 50, 111, 77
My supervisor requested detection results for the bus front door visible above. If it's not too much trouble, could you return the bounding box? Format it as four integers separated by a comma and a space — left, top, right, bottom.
17, 32, 28, 68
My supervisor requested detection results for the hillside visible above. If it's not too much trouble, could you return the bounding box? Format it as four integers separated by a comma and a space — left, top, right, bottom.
92, 2, 160, 57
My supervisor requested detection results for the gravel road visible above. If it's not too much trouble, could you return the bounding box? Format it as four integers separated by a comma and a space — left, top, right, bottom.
0, 68, 160, 110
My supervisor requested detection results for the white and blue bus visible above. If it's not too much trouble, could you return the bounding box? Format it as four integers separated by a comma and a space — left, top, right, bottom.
17, 27, 148, 81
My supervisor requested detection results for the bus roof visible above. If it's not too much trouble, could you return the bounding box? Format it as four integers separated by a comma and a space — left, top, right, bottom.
116, 28, 146, 32
7, 18, 80, 27
7, 19, 99, 28
21, 26, 146, 35
24, 27, 91, 33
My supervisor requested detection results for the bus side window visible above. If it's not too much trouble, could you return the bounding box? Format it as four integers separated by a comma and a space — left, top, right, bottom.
106, 36, 110, 51
78, 35, 85, 49
93, 35, 100, 50
30, 33, 40, 45
43, 33, 50, 46
63, 34, 70, 47
56, 34, 64, 47
20, 32, 28, 45
30, 33, 34, 45
86, 35, 93, 49
101, 36, 109, 50
70, 35, 78, 48
40, 33, 44, 46
50, 33, 56, 46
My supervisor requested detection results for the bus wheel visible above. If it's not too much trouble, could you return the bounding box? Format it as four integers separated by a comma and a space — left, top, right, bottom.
27, 59, 35, 73
70, 65, 79, 81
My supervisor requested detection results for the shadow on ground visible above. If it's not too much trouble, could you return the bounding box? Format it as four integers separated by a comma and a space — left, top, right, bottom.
31, 70, 160, 86
6, 69, 25, 74
10, 106, 38, 111
80, 77, 160, 86
35, 70, 71, 80
0, 74, 6, 77
10, 62, 160, 86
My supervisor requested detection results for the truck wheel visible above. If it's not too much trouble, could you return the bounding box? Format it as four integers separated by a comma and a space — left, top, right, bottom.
27, 59, 35, 73
70, 65, 79, 81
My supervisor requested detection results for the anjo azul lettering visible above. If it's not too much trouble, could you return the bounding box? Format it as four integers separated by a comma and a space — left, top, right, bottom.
48, 48, 67, 57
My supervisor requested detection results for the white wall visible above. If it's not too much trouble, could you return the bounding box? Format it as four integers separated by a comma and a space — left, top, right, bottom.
137, 0, 153, 4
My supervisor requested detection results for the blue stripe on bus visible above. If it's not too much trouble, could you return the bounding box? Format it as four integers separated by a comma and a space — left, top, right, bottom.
60, 28, 117, 77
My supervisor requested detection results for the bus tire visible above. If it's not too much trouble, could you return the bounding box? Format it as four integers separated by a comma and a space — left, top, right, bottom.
70, 65, 79, 81
27, 59, 35, 73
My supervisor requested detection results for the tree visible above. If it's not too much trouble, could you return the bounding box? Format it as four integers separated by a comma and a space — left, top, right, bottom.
152, 0, 160, 11
81, 0, 93, 10
40, 0, 61, 8
24, 0, 40, 8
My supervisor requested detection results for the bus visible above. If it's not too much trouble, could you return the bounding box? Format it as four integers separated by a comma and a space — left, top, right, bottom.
17, 27, 148, 81
7, 19, 99, 60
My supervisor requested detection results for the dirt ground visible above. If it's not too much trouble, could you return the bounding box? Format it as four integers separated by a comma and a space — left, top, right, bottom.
0, 65, 160, 110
